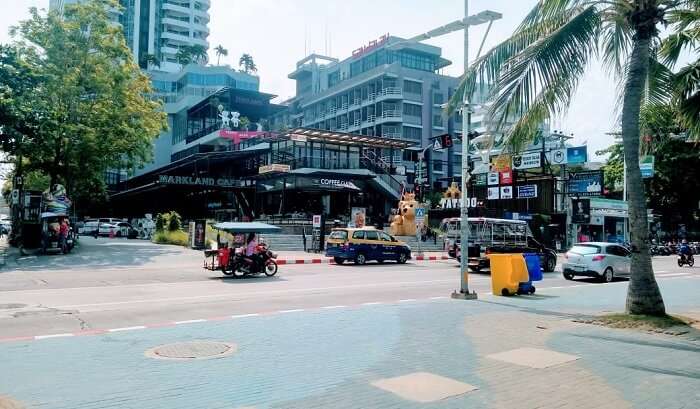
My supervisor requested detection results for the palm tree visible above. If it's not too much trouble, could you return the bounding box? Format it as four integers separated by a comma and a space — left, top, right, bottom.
448, 0, 699, 316
175, 47, 192, 66
141, 54, 160, 69
189, 45, 208, 65
214, 45, 228, 66
239, 53, 258, 74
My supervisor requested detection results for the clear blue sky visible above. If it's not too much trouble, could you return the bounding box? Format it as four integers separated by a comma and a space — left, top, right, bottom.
1, 0, 620, 158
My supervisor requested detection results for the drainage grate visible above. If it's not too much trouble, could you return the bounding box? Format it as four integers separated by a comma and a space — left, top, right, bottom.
145, 341, 237, 361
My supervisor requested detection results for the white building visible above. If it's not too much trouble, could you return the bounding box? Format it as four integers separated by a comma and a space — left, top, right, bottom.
49, 0, 211, 73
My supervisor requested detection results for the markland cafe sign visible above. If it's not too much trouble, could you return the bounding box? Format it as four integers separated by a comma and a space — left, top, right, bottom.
159, 175, 238, 187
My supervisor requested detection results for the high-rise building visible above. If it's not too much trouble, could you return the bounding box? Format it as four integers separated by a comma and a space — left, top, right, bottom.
49, 0, 211, 73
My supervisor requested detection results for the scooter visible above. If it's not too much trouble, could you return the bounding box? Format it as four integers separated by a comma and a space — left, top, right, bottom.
678, 253, 695, 267
228, 242, 279, 277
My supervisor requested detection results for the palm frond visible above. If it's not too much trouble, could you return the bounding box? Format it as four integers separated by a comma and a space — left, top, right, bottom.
446, 4, 592, 114
487, 5, 600, 144
645, 51, 674, 105
600, 7, 633, 74
673, 57, 700, 139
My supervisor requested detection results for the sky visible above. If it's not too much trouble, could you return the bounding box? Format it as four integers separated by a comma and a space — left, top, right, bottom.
0, 0, 620, 159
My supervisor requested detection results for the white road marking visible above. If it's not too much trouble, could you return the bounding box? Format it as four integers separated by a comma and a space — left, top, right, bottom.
429, 296, 448, 300
362, 302, 383, 305
321, 305, 347, 309
174, 319, 207, 325
398, 299, 417, 302
34, 333, 74, 340
655, 271, 669, 274
278, 309, 305, 314
231, 313, 260, 319
657, 273, 691, 278
51, 279, 456, 309
107, 326, 146, 332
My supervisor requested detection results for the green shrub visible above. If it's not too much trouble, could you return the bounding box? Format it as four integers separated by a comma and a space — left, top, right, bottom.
167, 211, 182, 231
153, 230, 189, 246
155, 213, 167, 232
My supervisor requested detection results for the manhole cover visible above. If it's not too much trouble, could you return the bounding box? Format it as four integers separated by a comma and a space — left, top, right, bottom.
145, 341, 237, 361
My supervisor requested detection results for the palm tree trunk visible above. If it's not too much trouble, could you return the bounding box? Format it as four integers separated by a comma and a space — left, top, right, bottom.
621, 35, 666, 316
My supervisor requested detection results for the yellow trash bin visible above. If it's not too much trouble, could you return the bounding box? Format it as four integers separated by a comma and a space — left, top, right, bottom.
488, 254, 530, 296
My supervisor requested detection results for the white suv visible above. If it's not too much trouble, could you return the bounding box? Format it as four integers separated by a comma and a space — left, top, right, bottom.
562, 242, 631, 282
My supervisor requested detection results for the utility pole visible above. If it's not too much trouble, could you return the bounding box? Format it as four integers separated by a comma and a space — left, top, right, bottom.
453, 0, 478, 300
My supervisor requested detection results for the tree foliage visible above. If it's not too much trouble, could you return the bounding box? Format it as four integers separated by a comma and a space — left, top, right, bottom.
3, 0, 166, 209
239, 53, 257, 74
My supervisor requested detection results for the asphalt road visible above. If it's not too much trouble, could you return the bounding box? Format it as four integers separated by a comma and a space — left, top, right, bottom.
0, 239, 696, 339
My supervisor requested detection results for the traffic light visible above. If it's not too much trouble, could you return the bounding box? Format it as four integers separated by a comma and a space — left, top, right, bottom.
440, 133, 453, 148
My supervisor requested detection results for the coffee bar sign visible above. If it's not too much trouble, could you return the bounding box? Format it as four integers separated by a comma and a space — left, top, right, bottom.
159, 175, 238, 187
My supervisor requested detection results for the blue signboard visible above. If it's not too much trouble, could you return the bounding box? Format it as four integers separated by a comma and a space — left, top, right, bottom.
567, 171, 603, 196
517, 185, 538, 199
567, 146, 588, 164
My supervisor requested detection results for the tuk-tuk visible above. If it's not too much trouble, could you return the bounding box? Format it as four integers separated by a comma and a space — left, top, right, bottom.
204, 222, 281, 277
41, 212, 76, 254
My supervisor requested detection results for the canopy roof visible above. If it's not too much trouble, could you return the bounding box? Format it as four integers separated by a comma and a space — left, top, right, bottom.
212, 222, 282, 233
284, 128, 415, 149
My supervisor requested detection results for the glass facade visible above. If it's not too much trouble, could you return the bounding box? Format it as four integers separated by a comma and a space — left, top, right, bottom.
348, 50, 439, 79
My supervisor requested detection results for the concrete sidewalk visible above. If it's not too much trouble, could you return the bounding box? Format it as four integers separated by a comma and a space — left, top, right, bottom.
0, 276, 697, 408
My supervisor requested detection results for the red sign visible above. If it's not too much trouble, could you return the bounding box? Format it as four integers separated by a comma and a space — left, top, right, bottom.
500, 169, 513, 185
352, 33, 390, 58
219, 130, 267, 144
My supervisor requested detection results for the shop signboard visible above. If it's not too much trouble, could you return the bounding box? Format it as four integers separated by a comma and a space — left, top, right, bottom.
487, 187, 500, 200
640, 155, 654, 178
258, 164, 291, 174
487, 172, 499, 186
311, 214, 324, 252
158, 175, 239, 188
511, 152, 542, 169
547, 148, 568, 165
189, 219, 206, 249
316, 178, 361, 191
567, 146, 588, 164
567, 171, 603, 196
500, 186, 513, 199
474, 173, 488, 186
499, 168, 513, 185
517, 185, 538, 199
491, 154, 511, 172
440, 197, 479, 209
572, 198, 591, 224
589, 215, 604, 226
312, 215, 322, 228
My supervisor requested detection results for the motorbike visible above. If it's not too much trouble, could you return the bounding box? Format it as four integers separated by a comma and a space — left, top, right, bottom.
677, 253, 695, 267
229, 242, 278, 277
203, 221, 282, 278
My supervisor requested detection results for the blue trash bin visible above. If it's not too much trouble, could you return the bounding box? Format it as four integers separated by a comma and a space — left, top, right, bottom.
518, 253, 543, 294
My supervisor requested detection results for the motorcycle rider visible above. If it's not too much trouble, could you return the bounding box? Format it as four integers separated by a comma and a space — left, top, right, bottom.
679, 239, 693, 262
244, 233, 261, 272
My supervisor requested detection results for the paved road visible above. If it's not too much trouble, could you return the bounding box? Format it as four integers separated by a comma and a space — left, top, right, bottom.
0, 239, 696, 339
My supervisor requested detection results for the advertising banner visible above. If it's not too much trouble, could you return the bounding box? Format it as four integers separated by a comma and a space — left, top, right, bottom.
487, 172, 499, 186
350, 207, 366, 228
193, 219, 206, 249
474, 173, 488, 186
567, 171, 603, 196
572, 198, 591, 224
517, 185, 538, 199
491, 154, 512, 172
219, 130, 266, 144
512, 152, 542, 169
567, 146, 588, 164
500, 186, 513, 199
499, 169, 513, 185
487, 187, 500, 200
547, 148, 568, 165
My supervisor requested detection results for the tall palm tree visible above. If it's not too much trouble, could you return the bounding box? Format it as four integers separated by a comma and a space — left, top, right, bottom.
141, 54, 160, 69
239, 53, 258, 74
214, 45, 228, 66
189, 45, 208, 65
448, 0, 699, 316
175, 47, 192, 67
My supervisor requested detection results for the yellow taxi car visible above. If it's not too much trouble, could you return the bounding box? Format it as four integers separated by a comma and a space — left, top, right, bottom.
325, 227, 411, 265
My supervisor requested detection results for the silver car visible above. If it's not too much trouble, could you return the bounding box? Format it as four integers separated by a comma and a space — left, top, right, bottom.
562, 242, 631, 282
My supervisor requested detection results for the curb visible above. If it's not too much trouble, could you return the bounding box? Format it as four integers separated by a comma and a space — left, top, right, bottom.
275, 256, 451, 265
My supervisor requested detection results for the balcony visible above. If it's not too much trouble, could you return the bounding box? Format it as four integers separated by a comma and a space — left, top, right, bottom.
376, 87, 403, 101
382, 132, 401, 139
338, 102, 348, 113
362, 92, 377, 106
349, 98, 361, 109
162, 2, 190, 15
348, 119, 361, 131
162, 31, 191, 44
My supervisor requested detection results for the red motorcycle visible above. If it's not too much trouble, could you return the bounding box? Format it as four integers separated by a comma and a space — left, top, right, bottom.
228, 242, 278, 277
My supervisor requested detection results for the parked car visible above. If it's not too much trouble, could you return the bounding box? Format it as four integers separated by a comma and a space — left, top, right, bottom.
562, 242, 631, 282
325, 227, 411, 265
98, 222, 138, 238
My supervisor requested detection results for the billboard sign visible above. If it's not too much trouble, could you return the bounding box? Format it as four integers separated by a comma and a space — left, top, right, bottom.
640, 155, 654, 178
517, 185, 538, 199
500, 169, 513, 185
500, 186, 513, 199
512, 152, 542, 169
567, 146, 588, 164
474, 173, 488, 186
491, 154, 512, 172
572, 198, 591, 224
487, 187, 500, 200
567, 171, 603, 196
487, 172, 499, 186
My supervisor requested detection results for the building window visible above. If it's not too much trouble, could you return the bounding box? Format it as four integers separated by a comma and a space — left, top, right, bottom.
403, 80, 422, 95
402, 126, 422, 141
328, 70, 340, 87
403, 103, 422, 117
433, 92, 444, 105
433, 115, 443, 127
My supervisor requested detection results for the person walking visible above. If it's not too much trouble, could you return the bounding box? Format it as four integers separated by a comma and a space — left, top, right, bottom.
302, 227, 307, 252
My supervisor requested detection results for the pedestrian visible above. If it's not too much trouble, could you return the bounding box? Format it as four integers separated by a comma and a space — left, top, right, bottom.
59, 218, 69, 250
302, 227, 307, 252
